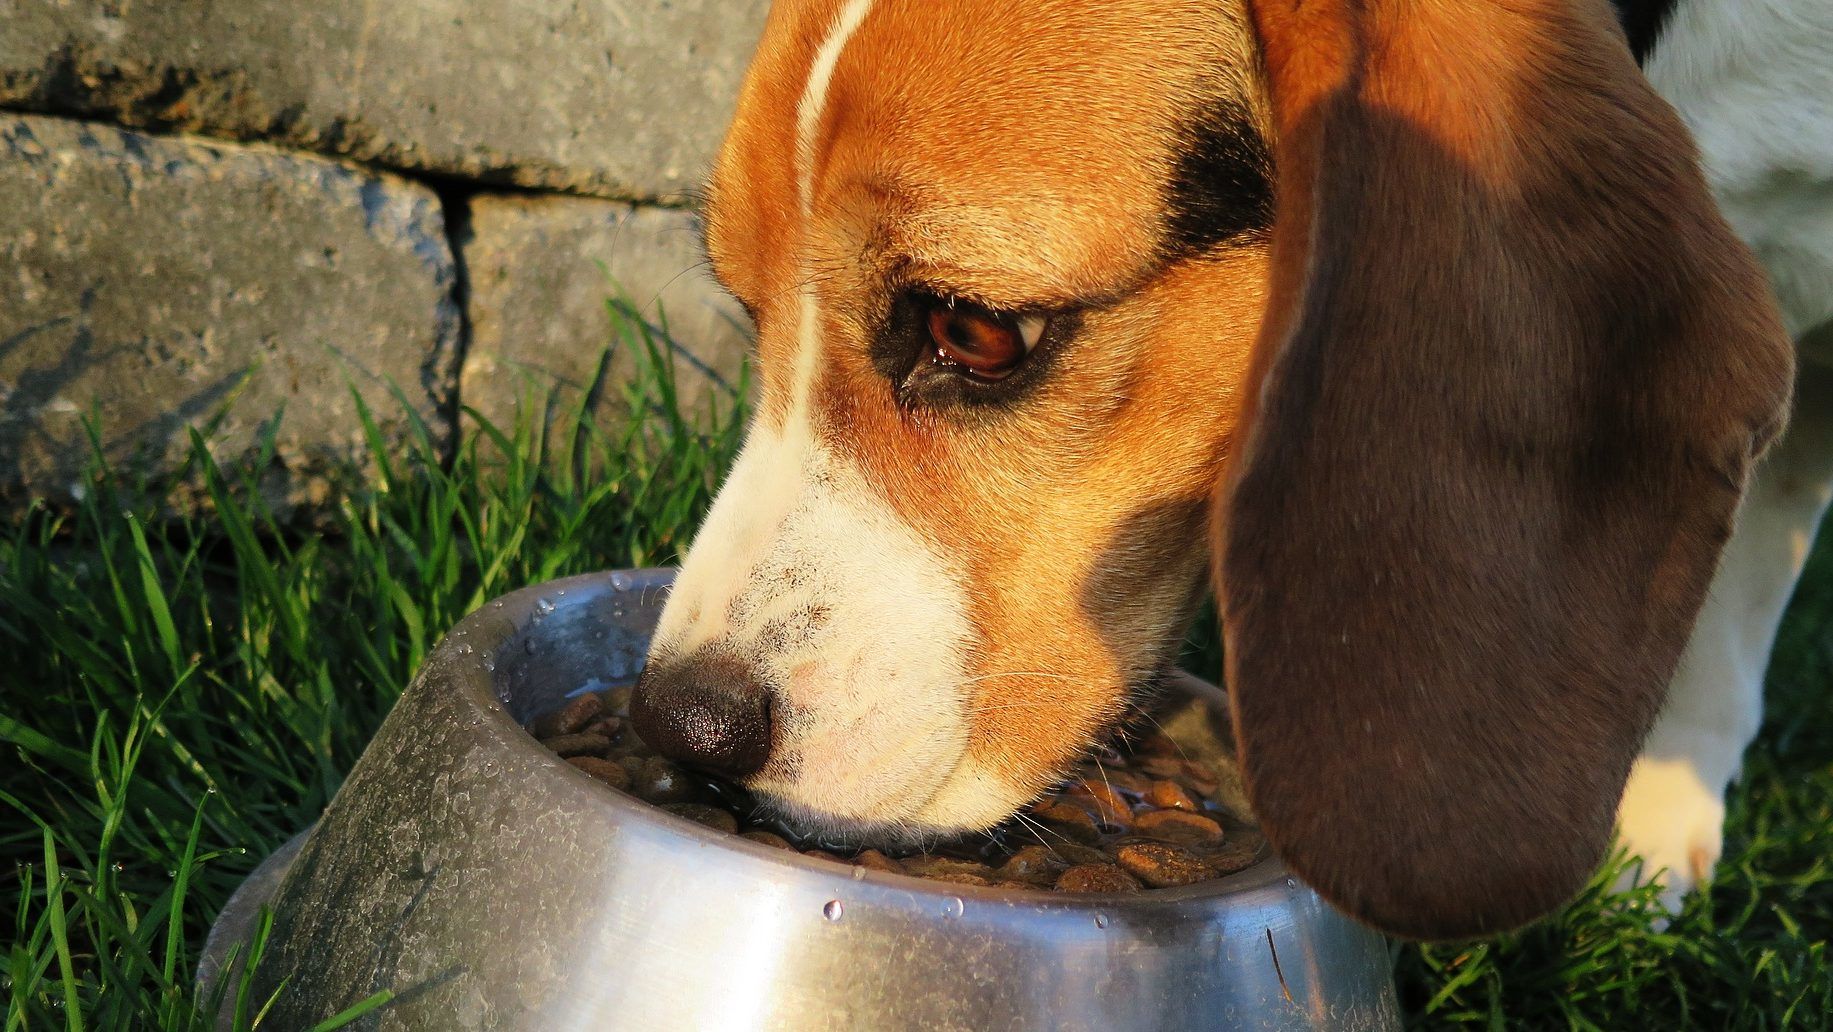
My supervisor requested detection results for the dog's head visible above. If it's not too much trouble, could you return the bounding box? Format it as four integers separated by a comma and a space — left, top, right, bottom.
631, 0, 1793, 939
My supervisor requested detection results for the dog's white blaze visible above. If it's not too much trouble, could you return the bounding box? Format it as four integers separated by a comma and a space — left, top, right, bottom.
652, 419, 998, 835
786, 0, 877, 425
796, 0, 877, 214
658, 0, 883, 658
650, 431, 799, 656
648, 0, 1028, 839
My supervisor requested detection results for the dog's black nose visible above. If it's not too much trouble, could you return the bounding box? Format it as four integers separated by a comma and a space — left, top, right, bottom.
630, 652, 774, 779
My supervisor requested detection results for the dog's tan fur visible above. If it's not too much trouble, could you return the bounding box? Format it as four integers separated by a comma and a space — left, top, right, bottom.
656, 0, 1795, 939
704, 1, 1272, 798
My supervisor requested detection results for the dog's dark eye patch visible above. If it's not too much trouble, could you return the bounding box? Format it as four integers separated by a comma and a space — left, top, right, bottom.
1164, 96, 1274, 257
867, 291, 936, 385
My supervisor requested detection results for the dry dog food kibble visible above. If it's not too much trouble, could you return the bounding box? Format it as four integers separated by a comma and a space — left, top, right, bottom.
527, 686, 1265, 894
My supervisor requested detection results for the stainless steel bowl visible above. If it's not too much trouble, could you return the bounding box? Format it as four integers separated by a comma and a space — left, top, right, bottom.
204, 569, 1400, 1031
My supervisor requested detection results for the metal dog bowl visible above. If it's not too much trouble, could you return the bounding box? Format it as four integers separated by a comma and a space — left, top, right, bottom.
202, 569, 1401, 1030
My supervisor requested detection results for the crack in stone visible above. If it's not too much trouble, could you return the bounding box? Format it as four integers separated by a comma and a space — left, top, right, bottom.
428, 178, 476, 466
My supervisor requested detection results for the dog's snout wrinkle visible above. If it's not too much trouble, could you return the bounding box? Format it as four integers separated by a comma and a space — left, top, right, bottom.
630, 652, 775, 779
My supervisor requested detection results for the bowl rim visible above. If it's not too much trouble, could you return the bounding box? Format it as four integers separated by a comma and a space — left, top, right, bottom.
479, 567, 1292, 911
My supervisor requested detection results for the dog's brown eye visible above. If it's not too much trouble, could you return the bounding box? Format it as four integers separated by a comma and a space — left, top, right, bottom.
925, 299, 1044, 381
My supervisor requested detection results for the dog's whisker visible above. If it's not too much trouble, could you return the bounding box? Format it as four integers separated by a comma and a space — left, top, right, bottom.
954, 670, 1075, 687
636, 258, 718, 319
1092, 755, 1117, 801
755, 266, 847, 310
964, 692, 1067, 704
1126, 707, 1195, 764
1009, 812, 1058, 854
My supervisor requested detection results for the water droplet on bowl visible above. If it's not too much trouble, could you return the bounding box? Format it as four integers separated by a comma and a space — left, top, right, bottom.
941, 896, 964, 919
525, 640, 537, 654
535, 598, 556, 616
822, 900, 844, 922
1094, 913, 1109, 929
1285, 877, 1298, 890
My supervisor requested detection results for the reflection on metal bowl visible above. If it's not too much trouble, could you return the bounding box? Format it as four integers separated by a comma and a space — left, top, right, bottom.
202, 569, 1400, 1031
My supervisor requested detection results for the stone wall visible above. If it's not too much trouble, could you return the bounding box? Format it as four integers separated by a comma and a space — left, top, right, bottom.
0, 0, 767, 511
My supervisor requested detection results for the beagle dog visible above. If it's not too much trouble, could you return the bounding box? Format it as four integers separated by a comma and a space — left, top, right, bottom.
630, 0, 1833, 940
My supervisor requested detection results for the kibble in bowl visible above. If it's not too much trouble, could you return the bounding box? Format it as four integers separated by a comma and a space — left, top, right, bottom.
208, 570, 1399, 1031
526, 679, 1266, 894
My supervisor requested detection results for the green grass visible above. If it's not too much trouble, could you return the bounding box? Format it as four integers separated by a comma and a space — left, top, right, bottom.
2, 295, 1829, 1028
0, 297, 747, 1030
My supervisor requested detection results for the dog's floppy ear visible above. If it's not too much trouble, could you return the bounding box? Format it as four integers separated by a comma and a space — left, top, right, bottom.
1218, 0, 1794, 939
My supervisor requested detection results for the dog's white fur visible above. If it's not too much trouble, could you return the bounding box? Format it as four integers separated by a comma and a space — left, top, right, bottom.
652, 419, 996, 839
1619, 0, 1833, 911
650, 0, 1027, 840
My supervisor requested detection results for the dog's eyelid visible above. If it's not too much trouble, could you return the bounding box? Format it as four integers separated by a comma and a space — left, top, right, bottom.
896, 273, 1077, 319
